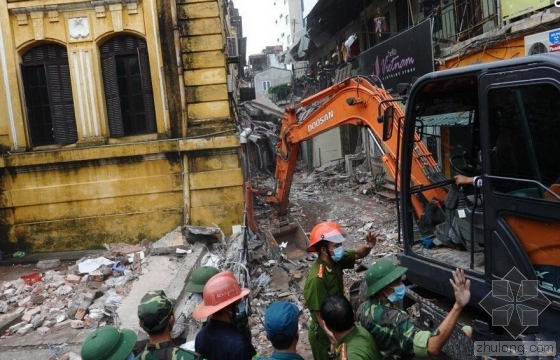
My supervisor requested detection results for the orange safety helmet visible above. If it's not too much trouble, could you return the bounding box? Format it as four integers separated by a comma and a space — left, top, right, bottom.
307, 221, 345, 252
192, 271, 250, 320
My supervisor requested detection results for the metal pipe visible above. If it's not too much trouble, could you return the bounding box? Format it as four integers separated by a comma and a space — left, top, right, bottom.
169, 0, 188, 138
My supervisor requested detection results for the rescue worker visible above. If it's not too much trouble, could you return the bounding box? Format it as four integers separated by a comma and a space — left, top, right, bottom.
259, 301, 304, 360
318, 63, 328, 90
193, 271, 256, 360
136, 290, 201, 360
323, 61, 335, 87
186, 266, 251, 341
81, 326, 137, 360
303, 221, 377, 360
356, 259, 471, 359
320, 295, 381, 360
185, 266, 220, 295
305, 69, 318, 88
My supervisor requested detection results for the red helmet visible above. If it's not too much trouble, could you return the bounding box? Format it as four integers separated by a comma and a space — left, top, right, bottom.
192, 271, 250, 320
307, 222, 345, 252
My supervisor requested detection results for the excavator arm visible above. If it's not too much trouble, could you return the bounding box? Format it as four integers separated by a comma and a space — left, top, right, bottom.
268, 76, 448, 216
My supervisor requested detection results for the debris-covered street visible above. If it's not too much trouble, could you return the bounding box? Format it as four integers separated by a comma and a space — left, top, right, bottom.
0, 157, 402, 360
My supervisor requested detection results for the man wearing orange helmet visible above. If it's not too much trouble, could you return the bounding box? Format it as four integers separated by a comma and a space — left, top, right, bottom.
303, 221, 377, 360
193, 271, 257, 360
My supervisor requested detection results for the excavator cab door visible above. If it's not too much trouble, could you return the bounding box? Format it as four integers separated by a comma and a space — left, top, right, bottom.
476, 63, 560, 334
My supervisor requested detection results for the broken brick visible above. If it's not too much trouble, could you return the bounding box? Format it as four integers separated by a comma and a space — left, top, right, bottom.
16, 324, 33, 336
66, 274, 80, 283
22, 307, 41, 322
37, 326, 51, 336
70, 320, 84, 329
17, 296, 31, 307
52, 319, 72, 331
31, 294, 45, 305
75, 309, 86, 320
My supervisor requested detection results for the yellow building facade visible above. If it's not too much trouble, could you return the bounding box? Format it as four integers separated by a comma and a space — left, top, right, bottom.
0, 0, 244, 252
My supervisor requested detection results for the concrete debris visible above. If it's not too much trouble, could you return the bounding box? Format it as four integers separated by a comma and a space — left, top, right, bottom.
104, 242, 145, 257
183, 225, 222, 246
184, 225, 221, 236
0, 227, 201, 339
36, 259, 61, 270
77, 257, 114, 274
151, 226, 187, 255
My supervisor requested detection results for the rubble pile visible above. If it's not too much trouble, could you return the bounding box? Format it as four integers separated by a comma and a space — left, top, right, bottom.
243, 158, 403, 356
0, 246, 146, 339
0, 152, 402, 359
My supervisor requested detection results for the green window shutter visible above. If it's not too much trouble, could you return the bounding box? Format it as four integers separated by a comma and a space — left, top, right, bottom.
101, 55, 124, 137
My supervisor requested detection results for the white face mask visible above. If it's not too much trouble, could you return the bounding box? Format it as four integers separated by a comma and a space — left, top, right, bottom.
191, 293, 203, 305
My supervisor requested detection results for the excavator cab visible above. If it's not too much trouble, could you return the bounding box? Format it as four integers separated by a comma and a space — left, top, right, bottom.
397, 55, 560, 343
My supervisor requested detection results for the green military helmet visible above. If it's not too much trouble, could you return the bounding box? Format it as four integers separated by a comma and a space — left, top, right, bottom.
81, 326, 136, 360
365, 259, 408, 297
185, 266, 220, 293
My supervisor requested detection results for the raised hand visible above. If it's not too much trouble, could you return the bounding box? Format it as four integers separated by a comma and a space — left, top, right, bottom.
450, 268, 471, 308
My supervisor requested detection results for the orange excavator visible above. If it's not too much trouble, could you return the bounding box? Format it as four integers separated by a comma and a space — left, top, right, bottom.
267, 76, 448, 219
267, 54, 560, 358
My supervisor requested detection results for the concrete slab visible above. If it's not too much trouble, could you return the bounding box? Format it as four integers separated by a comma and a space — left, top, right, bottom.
0, 311, 23, 335
117, 244, 207, 333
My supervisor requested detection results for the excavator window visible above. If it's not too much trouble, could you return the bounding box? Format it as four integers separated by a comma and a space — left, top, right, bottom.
488, 83, 560, 200
406, 75, 485, 271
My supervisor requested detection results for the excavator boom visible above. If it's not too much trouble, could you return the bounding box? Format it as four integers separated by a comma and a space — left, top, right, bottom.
268, 76, 447, 216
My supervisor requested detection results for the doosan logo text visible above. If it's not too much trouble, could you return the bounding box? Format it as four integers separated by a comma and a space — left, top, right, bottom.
307, 110, 334, 132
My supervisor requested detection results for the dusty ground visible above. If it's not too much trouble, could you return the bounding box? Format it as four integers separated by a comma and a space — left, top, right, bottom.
251, 161, 401, 358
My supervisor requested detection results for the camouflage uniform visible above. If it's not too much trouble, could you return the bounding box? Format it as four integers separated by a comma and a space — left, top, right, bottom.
334, 324, 381, 360
137, 291, 201, 360
356, 299, 437, 360
135, 341, 200, 360
303, 251, 356, 360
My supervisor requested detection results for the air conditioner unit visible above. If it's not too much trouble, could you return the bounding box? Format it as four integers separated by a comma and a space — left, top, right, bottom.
226, 37, 239, 58
525, 28, 560, 56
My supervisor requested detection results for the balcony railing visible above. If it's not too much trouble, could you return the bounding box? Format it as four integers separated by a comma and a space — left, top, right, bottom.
433, 0, 498, 46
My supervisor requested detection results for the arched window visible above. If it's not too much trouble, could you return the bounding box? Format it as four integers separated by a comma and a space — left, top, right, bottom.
21, 44, 78, 146
100, 35, 156, 137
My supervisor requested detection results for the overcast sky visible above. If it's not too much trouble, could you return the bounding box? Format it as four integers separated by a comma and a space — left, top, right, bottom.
234, 0, 276, 56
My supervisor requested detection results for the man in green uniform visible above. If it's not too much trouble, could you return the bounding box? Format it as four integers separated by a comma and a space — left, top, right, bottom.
81, 326, 137, 360
136, 290, 201, 360
303, 221, 377, 360
321, 295, 381, 360
356, 259, 471, 359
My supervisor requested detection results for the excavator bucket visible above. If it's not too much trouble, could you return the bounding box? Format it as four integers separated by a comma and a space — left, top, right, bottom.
264, 222, 310, 261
